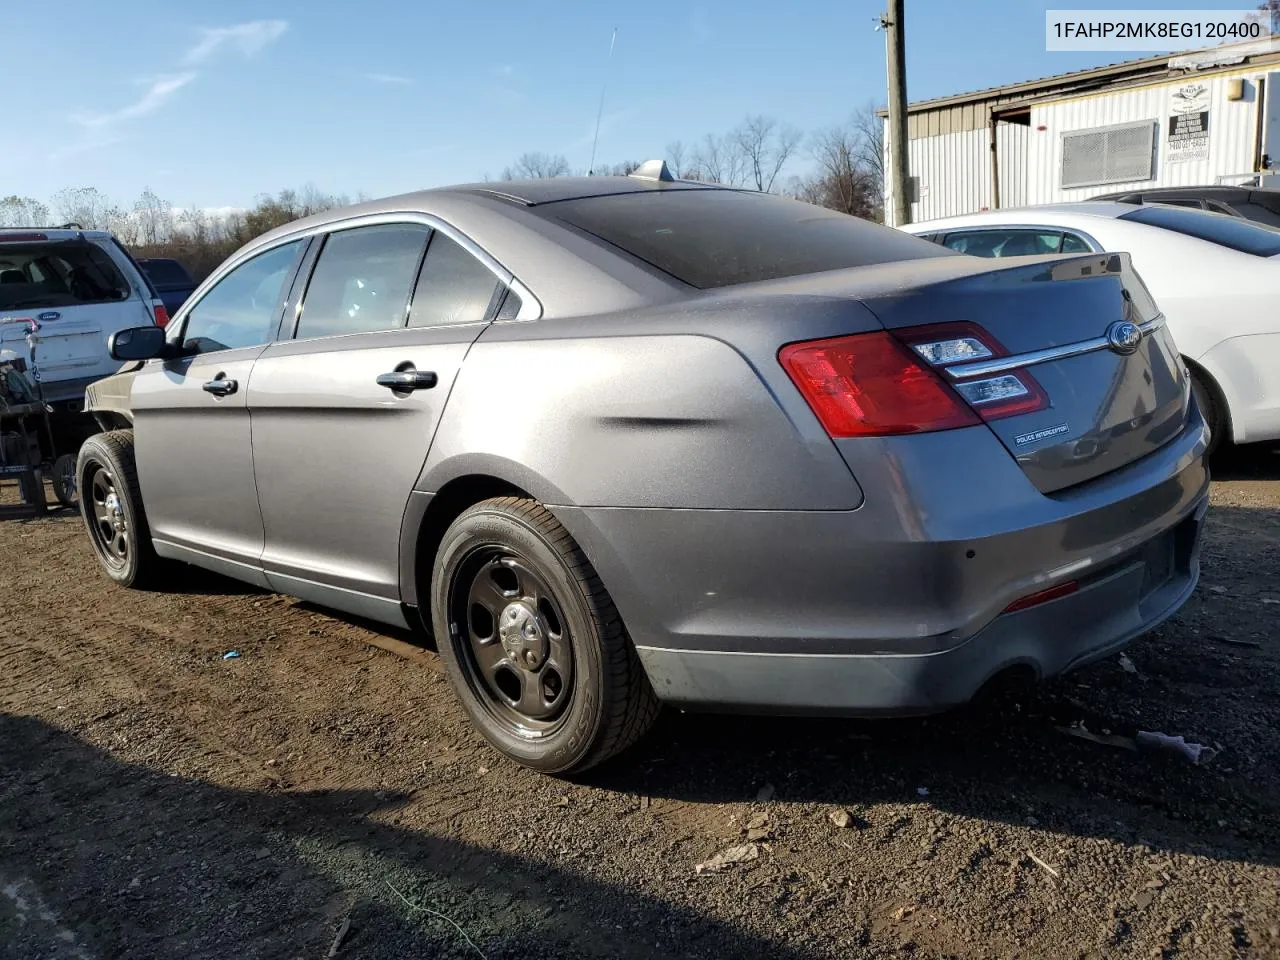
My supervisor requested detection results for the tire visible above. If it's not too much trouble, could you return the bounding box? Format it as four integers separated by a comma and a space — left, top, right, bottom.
51, 453, 78, 508
1190, 370, 1225, 457
430, 496, 659, 774
76, 430, 164, 588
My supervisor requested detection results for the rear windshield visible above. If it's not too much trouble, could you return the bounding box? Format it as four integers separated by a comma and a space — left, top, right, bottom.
140, 259, 193, 288
542, 189, 951, 288
1119, 205, 1280, 257
0, 241, 132, 310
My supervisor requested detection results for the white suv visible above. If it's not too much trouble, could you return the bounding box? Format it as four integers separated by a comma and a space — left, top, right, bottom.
0, 227, 168, 413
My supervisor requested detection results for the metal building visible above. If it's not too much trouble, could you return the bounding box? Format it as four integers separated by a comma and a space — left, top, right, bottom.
882, 38, 1280, 226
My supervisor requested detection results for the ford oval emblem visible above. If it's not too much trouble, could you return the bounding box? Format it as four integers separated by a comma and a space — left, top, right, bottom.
37, 311, 61, 322
1106, 320, 1142, 355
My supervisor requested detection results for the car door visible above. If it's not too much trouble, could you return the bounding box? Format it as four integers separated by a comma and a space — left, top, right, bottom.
129, 238, 307, 585
247, 218, 510, 625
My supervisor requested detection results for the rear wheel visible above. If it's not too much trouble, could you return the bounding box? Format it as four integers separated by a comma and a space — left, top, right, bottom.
1190, 369, 1225, 457
431, 497, 659, 774
77, 431, 164, 588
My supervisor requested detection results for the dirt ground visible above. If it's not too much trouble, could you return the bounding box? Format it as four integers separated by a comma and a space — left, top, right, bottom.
2, 448, 1278, 960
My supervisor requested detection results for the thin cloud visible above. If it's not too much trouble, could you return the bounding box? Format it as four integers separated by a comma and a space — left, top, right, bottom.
563, 107, 636, 153
72, 73, 196, 129
184, 20, 288, 64
49, 133, 125, 162
362, 72, 413, 85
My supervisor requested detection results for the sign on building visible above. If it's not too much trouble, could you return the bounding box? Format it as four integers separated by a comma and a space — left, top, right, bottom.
1167, 83, 1210, 164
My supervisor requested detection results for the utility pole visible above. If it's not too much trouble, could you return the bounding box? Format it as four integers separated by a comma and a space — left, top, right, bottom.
883, 0, 911, 226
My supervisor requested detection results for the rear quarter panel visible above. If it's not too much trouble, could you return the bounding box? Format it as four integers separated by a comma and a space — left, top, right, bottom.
415, 302, 882, 510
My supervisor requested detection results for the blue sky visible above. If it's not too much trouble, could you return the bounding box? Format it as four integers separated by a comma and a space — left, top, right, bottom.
2, 0, 1261, 209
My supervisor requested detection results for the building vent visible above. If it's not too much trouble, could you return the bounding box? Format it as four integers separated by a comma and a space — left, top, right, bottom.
1060, 120, 1157, 189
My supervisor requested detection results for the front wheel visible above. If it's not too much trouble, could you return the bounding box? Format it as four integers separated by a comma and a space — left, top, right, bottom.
431, 497, 659, 774
77, 431, 165, 588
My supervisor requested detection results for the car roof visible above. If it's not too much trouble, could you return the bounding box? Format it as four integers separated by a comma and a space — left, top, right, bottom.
904, 202, 1139, 232
444, 175, 728, 206
0, 227, 115, 242
1096, 184, 1280, 200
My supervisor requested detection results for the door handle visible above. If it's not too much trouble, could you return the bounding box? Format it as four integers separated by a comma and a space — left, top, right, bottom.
377, 370, 438, 392
202, 377, 238, 397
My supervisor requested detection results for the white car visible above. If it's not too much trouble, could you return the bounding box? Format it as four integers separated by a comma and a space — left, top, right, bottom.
901, 203, 1280, 452
0, 227, 168, 414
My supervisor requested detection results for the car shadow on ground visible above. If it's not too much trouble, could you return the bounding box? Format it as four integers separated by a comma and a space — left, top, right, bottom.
1210, 441, 1280, 480
0, 713, 812, 960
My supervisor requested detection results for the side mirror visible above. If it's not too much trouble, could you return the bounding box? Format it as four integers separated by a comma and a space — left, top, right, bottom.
109, 325, 169, 361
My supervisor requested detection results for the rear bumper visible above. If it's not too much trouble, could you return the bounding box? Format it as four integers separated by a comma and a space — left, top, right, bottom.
552, 410, 1210, 714
631, 499, 1205, 713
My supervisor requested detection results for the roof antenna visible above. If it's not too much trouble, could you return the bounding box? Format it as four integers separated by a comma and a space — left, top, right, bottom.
587, 27, 618, 176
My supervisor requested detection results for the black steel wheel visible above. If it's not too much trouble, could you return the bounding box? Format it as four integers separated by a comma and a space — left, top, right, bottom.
51, 453, 78, 508
451, 549, 576, 733
431, 497, 659, 774
87, 465, 129, 568
76, 431, 164, 588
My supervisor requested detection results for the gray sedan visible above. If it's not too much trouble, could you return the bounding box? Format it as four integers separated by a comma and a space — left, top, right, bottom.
77, 164, 1210, 773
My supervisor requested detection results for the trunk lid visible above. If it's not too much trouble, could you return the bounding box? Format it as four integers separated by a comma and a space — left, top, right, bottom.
855, 252, 1189, 493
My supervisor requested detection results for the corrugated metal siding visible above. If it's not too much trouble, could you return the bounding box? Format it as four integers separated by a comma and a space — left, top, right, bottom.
1027, 72, 1268, 203
893, 128, 991, 223
997, 123, 1029, 207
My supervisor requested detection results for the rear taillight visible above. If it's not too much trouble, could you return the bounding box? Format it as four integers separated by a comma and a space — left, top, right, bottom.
895, 322, 1048, 422
779, 332, 980, 437
152, 301, 170, 328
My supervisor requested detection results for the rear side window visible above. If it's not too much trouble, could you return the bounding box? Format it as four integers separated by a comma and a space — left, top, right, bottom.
542, 190, 951, 289
297, 224, 430, 339
1120, 205, 1280, 256
942, 230, 1065, 257
0, 241, 130, 310
407, 232, 500, 327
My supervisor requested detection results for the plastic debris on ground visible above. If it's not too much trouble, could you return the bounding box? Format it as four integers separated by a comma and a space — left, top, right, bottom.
1117, 653, 1138, 674
222, 651, 241, 660
1056, 721, 1218, 765
695, 843, 760, 874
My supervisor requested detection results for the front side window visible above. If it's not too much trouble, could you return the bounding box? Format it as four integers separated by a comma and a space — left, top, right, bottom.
296, 224, 430, 340
181, 240, 304, 354
943, 230, 1066, 258
407, 232, 500, 327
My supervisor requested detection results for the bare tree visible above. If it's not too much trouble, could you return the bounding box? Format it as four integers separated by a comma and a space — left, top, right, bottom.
666, 140, 688, 178
502, 152, 571, 179
851, 101, 885, 204
689, 132, 748, 187
0, 195, 50, 228
106, 206, 140, 244
134, 187, 172, 245
792, 122, 881, 220
732, 115, 802, 193
1261, 0, 1279, 32
593, 160, 641, 176
51, 187, 115, 230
